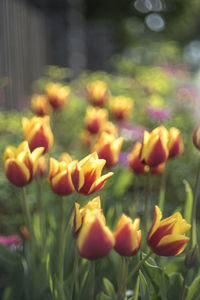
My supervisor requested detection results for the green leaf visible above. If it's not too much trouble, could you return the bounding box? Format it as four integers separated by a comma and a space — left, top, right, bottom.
167, 273, 183, 299
103, 278, 116, 298
133, 276, 140, 300
139, 270, 150, 300
185, 274, 200, 300
0, 243, 22, 268
183, 180, 193, 224
113, 169, 133, 197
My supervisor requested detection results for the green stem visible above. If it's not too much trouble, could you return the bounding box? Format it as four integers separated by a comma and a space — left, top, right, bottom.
122, 257, 130, 299
191, 160, 200, 246
179, 269, 188, 300
144, 170, 152, 238
89, 261, 95, 300
21, 187, 32, 237
69, 244, 79, 300
36, 175, 46, 247
158, 168, 166, 211
127, 251, 152, 282
117, 257, 125, 300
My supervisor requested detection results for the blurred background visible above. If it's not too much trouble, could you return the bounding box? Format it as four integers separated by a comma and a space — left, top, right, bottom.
1, 0, 200, 109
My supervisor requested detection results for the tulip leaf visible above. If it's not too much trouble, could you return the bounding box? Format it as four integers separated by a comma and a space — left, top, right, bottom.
0, 243, 22, 268
133, 275, 140, 300
113, 169, 133, 197
167, 272, 183, 299
139, 270, 150, 300
103, 278, 116, 299
183, 180, 193, 224
185, 274, 200, 300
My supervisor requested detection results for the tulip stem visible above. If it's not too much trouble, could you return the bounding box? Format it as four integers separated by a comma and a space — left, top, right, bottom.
179, 269, 188, 300
117, 256, 126, 300
144, 170, 152, 238
158, 168, 166, 211
21, 187, 33, 244
127, 251, 152, 282
89, 261, 95, 300
191, 160, 200, 247
69, 245, 79, 300
36, 175, 46, 248
122, 257, 130, 299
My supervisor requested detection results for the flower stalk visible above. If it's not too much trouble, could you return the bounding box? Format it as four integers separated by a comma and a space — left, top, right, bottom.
191, 159, 200, 247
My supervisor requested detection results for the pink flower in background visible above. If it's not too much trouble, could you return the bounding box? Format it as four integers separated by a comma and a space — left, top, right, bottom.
118, 122, 147, 142
0, 235, 22, 249
146, 106, 172, 122
160, 64, 188, 77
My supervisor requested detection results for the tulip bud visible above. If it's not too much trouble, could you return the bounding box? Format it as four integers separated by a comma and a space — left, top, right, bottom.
84, 106, 108, 134
71, 152, 113, 195
31, 94, 52, 116
22, 116, 54, 153
109, 96, 134, 121
184, 243, 198, 269
48, 158, 75, 196
114, 214, 141, 256
168, 127, 184, 158
193, 124, 200, 150
46, 82, 71, 109
73, 196, 103, 235
147, 206, 191, 256
86, 80, 108, 106
77, 210, 115, 260
140, 126, 169, 167
3, 141, 44, 187
128, 142, 149, 175
92, 132, 124, 168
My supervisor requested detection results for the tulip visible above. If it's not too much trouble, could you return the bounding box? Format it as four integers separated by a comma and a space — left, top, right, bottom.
84, 106, 108, 134
3, 141, 44, 187
92, 132, 124, 168
59, 152, 73, 164
48, 158, 75, 196
193, 124, 200, 150
36, 156, 48, 177
31, 94, 52, 116
128, 142, 149, 175
114, 214, 141, 256
46, 82, 71, 109
22, 116, 54, 153
140, 126, 169, 167
86, 80, 108, 106
71, 152, 113, 195
74, 196, 103, 234
77, 210, 115, 260
147, 206, 191, 256
168, 127, 184, 158
109, 96, 134, 121
99, 121, 118, 137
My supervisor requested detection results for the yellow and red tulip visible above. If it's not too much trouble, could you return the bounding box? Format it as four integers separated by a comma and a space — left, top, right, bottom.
36, 156, 48, 177
109, 96, 134, 121
114, 214, 141, 257
71, 152, 113, 195
3, 141, 44, 187
59, 152, 73, 164
92, 132, 123, 168
147, 206, 191, 256
168, 127, 184, 158
77, 210, 115, 260
140, 126, 169, 167
128, 142, 149, 175
31, 94, 52, 116
48, 158, 75, 196
86, 80, 108, 106
73, 196, 103, 234
151, 162, 166, 175
22, 116, 54, 153
84, 106, 108, 134
46, 82, 71, 109
193, 124, 200, 150
99, 121, 118, 137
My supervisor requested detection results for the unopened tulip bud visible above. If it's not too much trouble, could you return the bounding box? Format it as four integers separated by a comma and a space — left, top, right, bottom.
109, 96, 134, 121
31, 94, 52, 116
114, 214, 141, 256
84, 106, 108, 134
46, 82, 71, 109
86, 80, 108, 106
184, 243, 198, 269
193, 124, 200, 150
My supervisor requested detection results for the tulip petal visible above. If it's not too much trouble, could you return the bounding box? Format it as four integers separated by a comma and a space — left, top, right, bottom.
51, 171, 74, 196
78, 213, 115, 260
147, 206, 162, 241
4, 159, 30, 187
154, 234, 190, 256
88, 172, 114, 194
74, 203, 82, 234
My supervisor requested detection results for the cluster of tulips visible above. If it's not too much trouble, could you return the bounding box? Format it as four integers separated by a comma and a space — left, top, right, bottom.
2, 78, 200, 300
